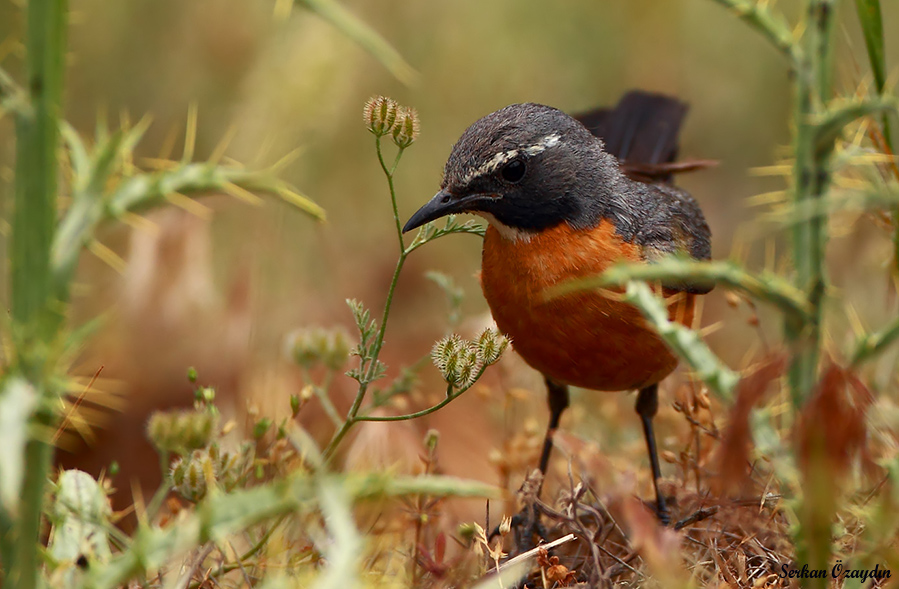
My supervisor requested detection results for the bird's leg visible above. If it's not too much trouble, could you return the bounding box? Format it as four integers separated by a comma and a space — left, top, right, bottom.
539, 377, 570, 476
635, 383, 670, 525
500, 377, 568, 551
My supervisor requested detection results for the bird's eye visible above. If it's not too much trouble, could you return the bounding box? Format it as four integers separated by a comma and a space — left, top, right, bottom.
500, 159, 526, 183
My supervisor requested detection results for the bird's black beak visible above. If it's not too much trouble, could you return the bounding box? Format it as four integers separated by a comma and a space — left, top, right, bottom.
402, 189, 461, 233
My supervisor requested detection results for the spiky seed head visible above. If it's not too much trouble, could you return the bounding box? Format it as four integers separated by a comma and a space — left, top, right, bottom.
322, 327, 353, 371
170, 457, 187, 487
431, 335, 483, 388
285, 328, 322, 369
431, 334, 464, 385
363, 96, 398, 137
456, 343, 483, 389
147, 409, 219, 455
499, 515, 512, 536
285, 327, 354, 371
476, 328, 510, 366
171, 450, 216, 502
392, 106, 420, 148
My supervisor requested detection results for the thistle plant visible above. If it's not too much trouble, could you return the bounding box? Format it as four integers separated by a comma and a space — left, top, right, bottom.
321, 96, 503, 459
0, 1, 435, 586
555, 1, 899, 585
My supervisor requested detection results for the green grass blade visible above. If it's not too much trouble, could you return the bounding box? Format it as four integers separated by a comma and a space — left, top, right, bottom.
855, 0, 887, 95
298, 0, 417, 85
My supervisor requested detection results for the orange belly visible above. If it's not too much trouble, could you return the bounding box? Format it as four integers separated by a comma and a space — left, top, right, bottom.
481, 221, 694, 391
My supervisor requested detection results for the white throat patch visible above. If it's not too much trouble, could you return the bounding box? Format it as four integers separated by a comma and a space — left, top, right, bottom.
461, 133, 561, 185
479, 213, 535, 242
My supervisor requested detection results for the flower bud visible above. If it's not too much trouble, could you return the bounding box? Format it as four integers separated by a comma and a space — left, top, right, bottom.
253, 417, 272, 440
194, 386, 215, 404
363, 96, 398, 137
424, 429, 440, 453
391, 106, 420, 148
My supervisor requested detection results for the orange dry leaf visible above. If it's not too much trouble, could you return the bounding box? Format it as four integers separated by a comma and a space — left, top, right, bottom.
622, 497, 687, 586
711, 355, 786, 495
795, 361, 875, 480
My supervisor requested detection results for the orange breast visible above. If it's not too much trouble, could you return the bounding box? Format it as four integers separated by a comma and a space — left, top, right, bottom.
481, 221, 694, 391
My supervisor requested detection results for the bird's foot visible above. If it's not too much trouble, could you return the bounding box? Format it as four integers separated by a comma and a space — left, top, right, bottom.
673, 506, 718, 531
488, 504, 549, 553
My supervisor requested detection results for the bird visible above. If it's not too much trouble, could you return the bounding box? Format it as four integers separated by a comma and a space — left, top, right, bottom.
402, 91, 713, 525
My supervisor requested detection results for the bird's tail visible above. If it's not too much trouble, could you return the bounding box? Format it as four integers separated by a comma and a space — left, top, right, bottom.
574, 91, 714, 184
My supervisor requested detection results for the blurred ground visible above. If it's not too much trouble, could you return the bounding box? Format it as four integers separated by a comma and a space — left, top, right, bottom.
2, 0, 899, 534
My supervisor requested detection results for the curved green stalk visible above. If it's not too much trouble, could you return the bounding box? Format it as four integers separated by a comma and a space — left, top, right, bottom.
323, 139, 408, 460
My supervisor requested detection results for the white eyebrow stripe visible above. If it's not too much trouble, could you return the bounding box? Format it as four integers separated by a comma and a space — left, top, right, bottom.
460, 133, 561, 184
523, 133, 560, 155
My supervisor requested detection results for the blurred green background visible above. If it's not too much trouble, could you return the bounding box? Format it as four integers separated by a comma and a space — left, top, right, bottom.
1, 0, 897, 500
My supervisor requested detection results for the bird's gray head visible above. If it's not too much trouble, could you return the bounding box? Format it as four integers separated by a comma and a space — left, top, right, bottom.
403, 103, 617, 236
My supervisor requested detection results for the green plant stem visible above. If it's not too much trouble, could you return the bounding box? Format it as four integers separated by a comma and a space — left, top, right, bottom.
814, 95, 899, 152
0, 510, 13, 582
323, 139, 407, 460
52, 161, 323, 300
302, 368, 342, 428
786, 0, 836, 411
8, 1, 68, 588
12, 0, 66, 335
854, 0, 899, 270
190, 514, 289, 589
791, 3, 838, 587
548, 257, 814, 324
317, 388, 343, 429
850, 315, 899, 367
297, 0, 417, 85
357, 378, 479, 422
709, 0, 801, 65
622, 281, 740, 400
13, 435, 54, 587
